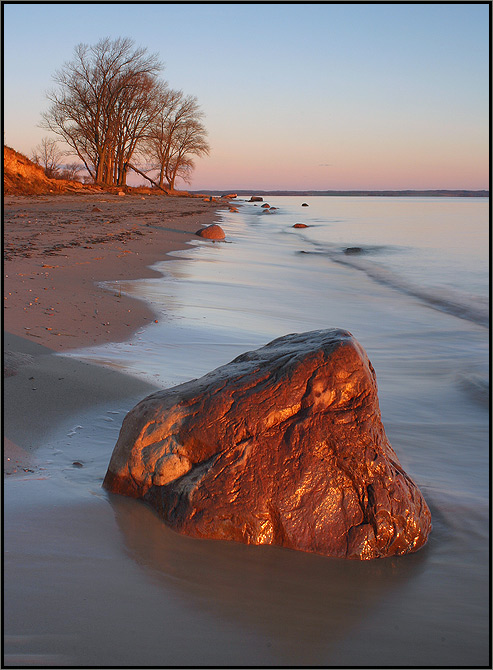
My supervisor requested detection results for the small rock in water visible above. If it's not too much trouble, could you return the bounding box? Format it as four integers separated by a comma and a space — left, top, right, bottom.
195, 224, 226, 240
293, 223, 308, 228
344, 247, 364, 255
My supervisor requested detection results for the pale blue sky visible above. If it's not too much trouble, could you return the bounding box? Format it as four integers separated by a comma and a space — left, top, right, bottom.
2, 2, 490, 190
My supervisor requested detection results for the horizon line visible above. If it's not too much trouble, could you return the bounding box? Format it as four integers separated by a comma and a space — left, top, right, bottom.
190, 188, 489, 196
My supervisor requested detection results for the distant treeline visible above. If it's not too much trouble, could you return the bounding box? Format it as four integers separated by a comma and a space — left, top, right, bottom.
194, 190, 489, 198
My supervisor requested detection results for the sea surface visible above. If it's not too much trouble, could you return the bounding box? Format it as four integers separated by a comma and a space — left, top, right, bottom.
4, 196, 490, 666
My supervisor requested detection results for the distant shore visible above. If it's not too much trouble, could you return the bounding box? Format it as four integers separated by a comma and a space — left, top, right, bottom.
193, 189, 489, 198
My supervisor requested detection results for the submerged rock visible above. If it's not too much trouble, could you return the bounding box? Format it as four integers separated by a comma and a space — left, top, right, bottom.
195, 224, 225, 240
104, 329, 431, 560
344, 247, 364, 254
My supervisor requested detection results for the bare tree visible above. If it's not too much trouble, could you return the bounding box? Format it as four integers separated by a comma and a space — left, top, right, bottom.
109, 76, 168, 186
165, 117, 210, 190
57, 162, 84, 181
144, 91, 210, 190
41, 37, 164, 186
31, 137, 63, 178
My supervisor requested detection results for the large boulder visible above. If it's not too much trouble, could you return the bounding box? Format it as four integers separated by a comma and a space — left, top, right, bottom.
104, 329, 431, 560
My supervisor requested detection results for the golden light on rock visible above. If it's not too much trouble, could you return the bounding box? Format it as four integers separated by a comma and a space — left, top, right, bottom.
104, 329, 432, 560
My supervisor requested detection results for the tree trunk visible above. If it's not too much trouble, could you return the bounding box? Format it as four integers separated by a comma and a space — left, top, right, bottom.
118, 163, 128, 186
96, 154, 105, 184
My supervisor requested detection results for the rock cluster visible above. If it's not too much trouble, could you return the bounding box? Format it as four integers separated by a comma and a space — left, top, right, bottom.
104, 329, 431, 560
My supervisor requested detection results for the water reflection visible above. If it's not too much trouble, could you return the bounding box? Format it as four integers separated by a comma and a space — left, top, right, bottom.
109, 493, 427, 665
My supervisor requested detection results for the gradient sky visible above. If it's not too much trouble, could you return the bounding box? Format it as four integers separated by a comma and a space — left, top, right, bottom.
2, 2, 490, 190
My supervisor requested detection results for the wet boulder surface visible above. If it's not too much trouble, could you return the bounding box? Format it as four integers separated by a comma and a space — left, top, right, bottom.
104, 329, 431, 560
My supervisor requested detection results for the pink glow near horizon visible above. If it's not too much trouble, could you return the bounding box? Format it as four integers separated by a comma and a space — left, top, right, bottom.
187, 142, 488, 192
183, 112, 489, 191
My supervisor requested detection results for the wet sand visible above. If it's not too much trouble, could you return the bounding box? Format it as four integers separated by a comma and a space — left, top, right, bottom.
3, 192, 229, 473
3, 331, 158, 474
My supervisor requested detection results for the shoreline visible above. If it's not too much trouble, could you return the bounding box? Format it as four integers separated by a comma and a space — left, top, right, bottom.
4, 192, 230, 350
3, 192, 231, 474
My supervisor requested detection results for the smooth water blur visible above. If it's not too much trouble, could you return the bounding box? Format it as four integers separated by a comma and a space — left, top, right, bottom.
70, 196, 489, 388
277, 196, 488, 293
64, 194, 489, 519
5, 196, 489, 665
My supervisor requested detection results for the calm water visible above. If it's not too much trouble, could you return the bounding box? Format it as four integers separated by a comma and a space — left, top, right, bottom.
5, 197, 489, 666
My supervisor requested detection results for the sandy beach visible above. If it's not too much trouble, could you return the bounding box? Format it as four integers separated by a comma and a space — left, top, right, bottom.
3, 192, 230, 475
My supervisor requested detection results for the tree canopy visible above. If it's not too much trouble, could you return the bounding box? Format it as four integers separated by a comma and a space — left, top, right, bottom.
41, 37, 210, 189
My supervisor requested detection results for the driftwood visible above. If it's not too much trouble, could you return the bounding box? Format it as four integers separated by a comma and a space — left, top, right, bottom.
128, 163, 169, 193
